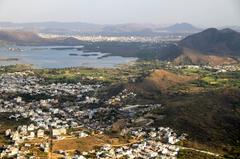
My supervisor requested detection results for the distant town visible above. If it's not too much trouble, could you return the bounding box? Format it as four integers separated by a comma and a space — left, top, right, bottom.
39, 33, 184, 43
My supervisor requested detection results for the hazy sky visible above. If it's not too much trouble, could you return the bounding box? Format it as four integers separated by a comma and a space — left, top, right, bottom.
0, 0, 239, 27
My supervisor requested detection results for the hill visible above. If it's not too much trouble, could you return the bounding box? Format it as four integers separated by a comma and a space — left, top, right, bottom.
179, 28, 240, 56
163, 23, 201, 33
0, 30, 43, 43
83, 27, 240, 63
127, 69, 196, 93
122, 66, 240, 156
174, 48, 238, 65
154, 88, 240, 154
0, 30, 82, 46
143, 69, 196, 90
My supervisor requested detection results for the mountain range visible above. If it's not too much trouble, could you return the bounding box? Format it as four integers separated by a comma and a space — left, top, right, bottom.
0, 22, 201, 35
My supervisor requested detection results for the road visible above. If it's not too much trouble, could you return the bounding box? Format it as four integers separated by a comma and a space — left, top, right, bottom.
179, 146, 223, 158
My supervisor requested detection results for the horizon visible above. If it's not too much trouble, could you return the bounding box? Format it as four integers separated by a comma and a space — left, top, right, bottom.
0, 21, 239, 30
0, 0, 239, 28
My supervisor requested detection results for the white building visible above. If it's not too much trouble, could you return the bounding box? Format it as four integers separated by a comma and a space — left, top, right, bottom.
37, 129, 45, 138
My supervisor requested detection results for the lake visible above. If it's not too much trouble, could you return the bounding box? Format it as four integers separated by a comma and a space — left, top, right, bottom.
0, 46, 137, 68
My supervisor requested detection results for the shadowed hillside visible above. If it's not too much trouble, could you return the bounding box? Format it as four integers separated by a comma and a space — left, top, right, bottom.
123, 67, 240, 156
179, 28, 240, 56
153, 88, 240, 154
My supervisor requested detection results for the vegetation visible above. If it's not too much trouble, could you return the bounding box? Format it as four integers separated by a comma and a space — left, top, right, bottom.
82, 41, 182, 60
0, 113, 30, 146
0, 64, 33, 75
0, 62, 240, 158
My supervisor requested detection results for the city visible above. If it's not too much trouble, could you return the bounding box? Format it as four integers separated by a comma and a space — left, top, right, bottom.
0, 0, 240, 158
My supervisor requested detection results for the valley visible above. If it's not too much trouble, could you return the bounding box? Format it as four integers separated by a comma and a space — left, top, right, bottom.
0, 27, 239, 159
1, 0, 239, 158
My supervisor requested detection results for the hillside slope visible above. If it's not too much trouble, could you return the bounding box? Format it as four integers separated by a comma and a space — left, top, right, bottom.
127, 69, 196, 94
0, 30, 82, 46
163, 23, 201, 33
0, 30, 43, 43
174, 48, 238, 65
154, 88, 240, 153
124, 67, 240, 156
179, 28, 240, 56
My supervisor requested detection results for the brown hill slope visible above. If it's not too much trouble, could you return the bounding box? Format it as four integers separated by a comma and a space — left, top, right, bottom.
128, 69, 197, 93
144, 69, 195, 90
174, 48, 238, 65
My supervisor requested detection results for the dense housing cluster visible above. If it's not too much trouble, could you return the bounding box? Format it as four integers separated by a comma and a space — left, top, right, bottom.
0, 71, 186, 158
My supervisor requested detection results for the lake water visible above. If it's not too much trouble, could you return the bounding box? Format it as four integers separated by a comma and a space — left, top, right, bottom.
0, 46, 137, 68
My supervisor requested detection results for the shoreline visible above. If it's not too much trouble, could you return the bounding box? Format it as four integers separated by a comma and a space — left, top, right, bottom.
0, 57, 19, 61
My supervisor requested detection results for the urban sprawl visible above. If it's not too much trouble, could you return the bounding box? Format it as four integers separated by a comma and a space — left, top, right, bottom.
0, 63, 238, 158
